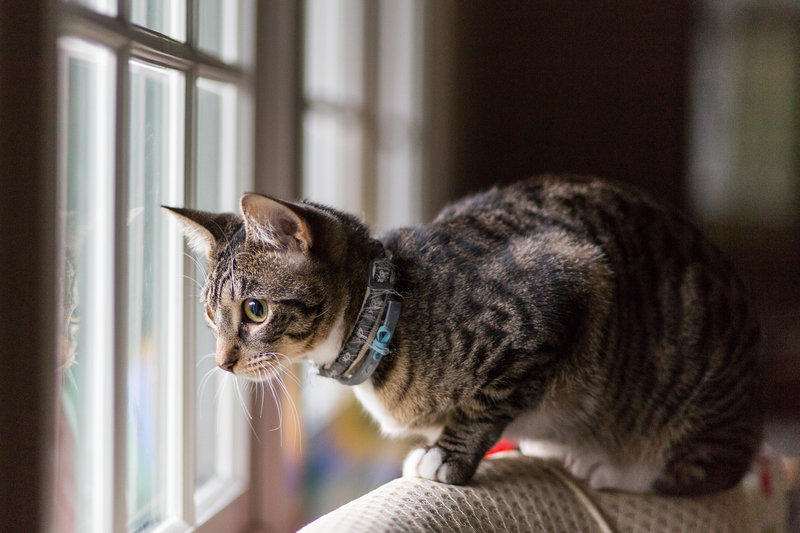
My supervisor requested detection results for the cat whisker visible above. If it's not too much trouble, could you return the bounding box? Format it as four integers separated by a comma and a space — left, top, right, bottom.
273, 368, 302, 447
181, 274, 204, 292
233, 376, 260, 443
266, 372, 284, 442
257, 367, 269, 420
182, 250, 208, 277
260, 352, 301, 386
196, 352, 216, 368
257, 362, 285, 440
197, 366, 218, 400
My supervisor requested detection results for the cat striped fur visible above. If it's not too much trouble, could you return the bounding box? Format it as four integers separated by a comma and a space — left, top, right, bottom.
166, 174, 762, 495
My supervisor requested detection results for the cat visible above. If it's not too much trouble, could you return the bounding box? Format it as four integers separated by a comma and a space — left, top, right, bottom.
165, 174, 762, 495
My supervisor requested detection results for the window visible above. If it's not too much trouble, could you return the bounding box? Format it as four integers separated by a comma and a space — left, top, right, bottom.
54, 1, 257, 531
689, 0, 800, 226
299, 0, 425, 522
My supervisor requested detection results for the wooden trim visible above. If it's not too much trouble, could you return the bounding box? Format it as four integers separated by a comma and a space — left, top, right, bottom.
0, 0, 58, 530
253, 0, 301, 200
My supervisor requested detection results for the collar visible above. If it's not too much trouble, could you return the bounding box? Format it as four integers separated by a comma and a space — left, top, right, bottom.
316, 249, 401, 386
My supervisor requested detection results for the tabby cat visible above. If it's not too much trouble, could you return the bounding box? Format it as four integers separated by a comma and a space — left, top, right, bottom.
166, 175, 762, 495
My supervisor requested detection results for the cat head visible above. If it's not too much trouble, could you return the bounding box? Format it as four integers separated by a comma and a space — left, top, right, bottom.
165, 194, 374, 381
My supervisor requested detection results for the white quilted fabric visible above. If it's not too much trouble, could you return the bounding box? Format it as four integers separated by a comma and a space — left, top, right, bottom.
298, 453, 762, 533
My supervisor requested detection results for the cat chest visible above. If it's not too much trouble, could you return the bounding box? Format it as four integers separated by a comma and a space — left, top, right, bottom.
353, 382, 442, 443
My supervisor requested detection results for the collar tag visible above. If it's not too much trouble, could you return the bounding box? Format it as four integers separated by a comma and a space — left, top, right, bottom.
369, 258, 396, 290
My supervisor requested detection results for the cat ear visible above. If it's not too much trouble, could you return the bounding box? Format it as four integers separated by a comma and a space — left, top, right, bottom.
162, 206, 237, 258
239, 193, 312, 254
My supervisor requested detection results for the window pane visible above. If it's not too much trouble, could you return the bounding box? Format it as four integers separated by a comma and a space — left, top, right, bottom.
131, 0, 187, 41
127, 61, 185, 533
197, 0, 249, 63
64, 0, 116, 16
375, 0, 423, 232
304, 0, 364, 104
302, 110, 363, 214
56, 38, 116, 533
194, 78, 237, 488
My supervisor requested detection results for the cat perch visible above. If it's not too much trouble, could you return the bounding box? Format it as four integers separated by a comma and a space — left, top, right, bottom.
299, 452, 787, 532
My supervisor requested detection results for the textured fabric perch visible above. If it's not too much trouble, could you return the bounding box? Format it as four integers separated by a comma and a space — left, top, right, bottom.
299, 453, 788, 533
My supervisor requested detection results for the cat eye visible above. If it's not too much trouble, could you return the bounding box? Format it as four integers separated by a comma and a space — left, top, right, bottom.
242, 298, 269, 323
205, 305, 215, 321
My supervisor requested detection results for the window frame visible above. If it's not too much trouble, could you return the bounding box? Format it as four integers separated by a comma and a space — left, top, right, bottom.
0, 0, 451, 530
36, 1, 299, 532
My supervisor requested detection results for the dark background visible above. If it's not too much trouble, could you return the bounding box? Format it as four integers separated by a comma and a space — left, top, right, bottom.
438, 1, 799, 427
447, 2, 690, 208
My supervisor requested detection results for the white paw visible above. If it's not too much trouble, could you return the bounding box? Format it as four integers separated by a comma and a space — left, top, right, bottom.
586, 463, 623, 490
519, 439, 570, 461
566, 453, 660, 493
590, 463, 659, 493
567, 453, 604, 481
403, 446, 450, 482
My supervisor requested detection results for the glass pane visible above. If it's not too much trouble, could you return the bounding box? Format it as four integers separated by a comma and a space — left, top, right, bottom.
304, 0, 364, 104
375, 0, 423, 232
194, 78, 237, 488
302, 110, 363, 214
127, 60, 185, 533
197, 0, 252, 63
64, 0, 116, 16
131, 0, 187, 41
55, 38, 116, 533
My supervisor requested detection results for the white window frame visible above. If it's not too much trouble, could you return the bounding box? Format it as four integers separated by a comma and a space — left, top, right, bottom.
47, 1, 299, 532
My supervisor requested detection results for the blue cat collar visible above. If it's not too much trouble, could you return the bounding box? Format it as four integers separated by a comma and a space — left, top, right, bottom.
336, 299, 401, 385
316, 254, 401, 386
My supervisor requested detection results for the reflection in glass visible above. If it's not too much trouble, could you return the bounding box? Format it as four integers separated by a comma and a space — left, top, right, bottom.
127, 60, 184, 533
56, 38, 116, 533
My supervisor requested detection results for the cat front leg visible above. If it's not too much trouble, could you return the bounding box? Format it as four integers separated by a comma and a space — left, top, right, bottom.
402, 411, 509, 484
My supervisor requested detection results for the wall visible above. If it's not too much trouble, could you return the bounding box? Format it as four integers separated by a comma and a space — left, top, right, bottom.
445, 1, 691, 208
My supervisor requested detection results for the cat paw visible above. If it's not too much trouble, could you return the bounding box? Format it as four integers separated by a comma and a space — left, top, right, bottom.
403, 446, 451, 483
566, 453, 603, 481
519, 439, 570, 461
565, 454, 659, 493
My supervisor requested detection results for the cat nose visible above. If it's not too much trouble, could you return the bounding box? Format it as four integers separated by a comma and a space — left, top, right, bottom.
218, 358, 237, 373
